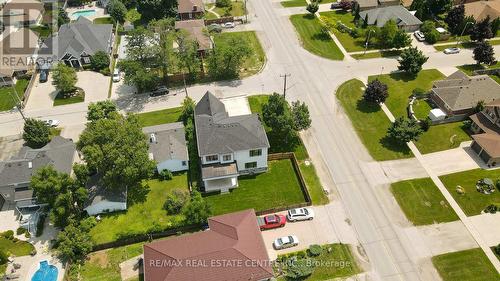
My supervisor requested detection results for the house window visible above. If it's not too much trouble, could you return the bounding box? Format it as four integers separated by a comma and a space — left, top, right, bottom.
205, 155, 218, 162
222, 155, 232, 161
249, 149, 262, 157
245, 162, 257, 169
182, 161, 187, 166
83, 56, 91, 64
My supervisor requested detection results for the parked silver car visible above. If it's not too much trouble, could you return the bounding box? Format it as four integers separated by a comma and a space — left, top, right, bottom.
287, 207, 315, 222
413, 31, 425, 42
443, 47, 460, 54
273, 235, 299, 250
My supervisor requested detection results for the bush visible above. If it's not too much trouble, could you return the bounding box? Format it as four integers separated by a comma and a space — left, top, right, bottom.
163, 189, 189, 215
412, 88, 427, 98
462, 120, 472, 130
424, 29, 440, 44
484, 204, 498, 214
2, 230, 14, 239
16, 227, 27, 235
495, 244, 500, 256
90, 50, 110, 71
215, 0, 231, 7
308, 244, 322, 256
296, 250, 307, 259
420, 118, 431, 131
25, 232, 31, 239
159, 169, 173, 180
0, 249, 8, 264
285, 257, 315, 279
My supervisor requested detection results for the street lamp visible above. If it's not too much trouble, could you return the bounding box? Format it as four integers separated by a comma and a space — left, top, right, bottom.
364, 29, 375, 55
456, 21, 473, 48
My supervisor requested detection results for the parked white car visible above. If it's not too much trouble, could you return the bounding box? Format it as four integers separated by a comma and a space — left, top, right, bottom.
112, 69, 121, 82
444, 47, 460, 54
223, 22, 235, 28
273, 235, 299, 250
287, 207, 315, 222
413, 31, 425, 42
44, 119, 60, 127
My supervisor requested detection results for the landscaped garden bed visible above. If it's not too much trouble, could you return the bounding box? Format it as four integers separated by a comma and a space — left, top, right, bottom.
432, 248, 498, 281
0, 230, 36, 276
53, 87, 85, 106
275, 244, 361, 281
391, 178, 459, 225
289, 14, 344, 60
439, 169, 500, 216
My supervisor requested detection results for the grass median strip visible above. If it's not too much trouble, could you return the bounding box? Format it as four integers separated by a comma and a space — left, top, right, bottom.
432, 248, 499, 281
351, 50, 401, 60
281, 0, 307, 7
290, 14, 344, 60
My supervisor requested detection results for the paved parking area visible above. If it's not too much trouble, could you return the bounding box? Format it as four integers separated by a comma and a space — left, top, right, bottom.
468, 213, 500, 247
221, 94, 251, 116
25, 73, 58, 110
421, 142, 482, 175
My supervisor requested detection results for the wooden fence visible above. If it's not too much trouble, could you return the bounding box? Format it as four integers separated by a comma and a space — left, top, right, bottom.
21, 73, 36, 108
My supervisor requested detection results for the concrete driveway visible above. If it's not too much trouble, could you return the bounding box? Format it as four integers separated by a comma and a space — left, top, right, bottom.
25, 71, 110, 110
421, 141, 482, 176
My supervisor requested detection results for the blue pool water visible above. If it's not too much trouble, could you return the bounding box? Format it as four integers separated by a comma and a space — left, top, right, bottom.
31, 261, 58, 281
71, 9, 96, 19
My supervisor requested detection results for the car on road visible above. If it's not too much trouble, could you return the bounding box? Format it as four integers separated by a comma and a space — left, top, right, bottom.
149, 86, 169, 97
273, 235, 299, 250
223, 22, 235, 28
44, 119, 60, 127
112, 69, 120, 82
39, 70, 48, 83
257, 214, 286, 230
208, 23, 222, 33
413, 31, 425, 42
443, 47, 460, 54
287, 207, 315, 222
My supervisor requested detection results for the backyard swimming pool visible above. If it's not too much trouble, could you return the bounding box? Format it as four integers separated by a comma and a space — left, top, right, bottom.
71, 9, 96, 19
31, 261, 58, 281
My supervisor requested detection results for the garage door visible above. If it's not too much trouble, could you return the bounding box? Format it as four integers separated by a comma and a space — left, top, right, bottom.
471, 141, 482, 154
479, 150, 491, 163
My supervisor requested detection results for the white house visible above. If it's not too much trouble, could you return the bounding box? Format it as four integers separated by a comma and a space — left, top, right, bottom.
84, 176, 127, 216
142, 122, 189, 173
195, 92, 270, 192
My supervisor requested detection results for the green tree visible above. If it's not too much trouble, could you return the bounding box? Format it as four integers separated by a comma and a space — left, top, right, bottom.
137, 0, 177, 23
182, 191, 212, 225
90, 50, 110, 71
23, 118, 50, 148
180, 96, 195, 125
118, 60, 160, 92
215, 0, 231, 7
77, 113, 155, 190
363, 79, 388, 104
285, 258, 315, 279
87, 101, 118, 122
176, 31, 201, 81
57, 8, 70, 27
420, 20, 440, 43
149, 18, 176, 85
473, 40, 496, 65
475, 100, 485, 113
56, 218, 95, 262
445, 5, 465, 34
306, 2, 319, 14
163, 189, 189, 215
392, 30, 411, 49
263, 93, 298, 146
470, 16, 494, 41
52, 63, 77, 93
376, 20, 398, 48
107, 0, 127, 23
207, 37, 252, 79
397, 47, 428, 75
291, 101, 312, 131
387, 117, 423, 144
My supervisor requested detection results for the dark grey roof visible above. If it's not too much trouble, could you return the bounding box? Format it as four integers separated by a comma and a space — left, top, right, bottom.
0, 136, 76, 188
359, 6, 422, 27
40, 17, 113, 60
142, 122, 188, 163
85, 175, 127, 207
194, 92, 270, 156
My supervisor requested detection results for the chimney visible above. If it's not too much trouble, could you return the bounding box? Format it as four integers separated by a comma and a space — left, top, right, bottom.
193, 5, 198, 11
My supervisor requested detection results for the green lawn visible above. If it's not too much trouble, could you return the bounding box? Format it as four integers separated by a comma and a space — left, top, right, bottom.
53, 90, 85, 106
290, 14, 344, 60
213, 31, 266, 78
369, 69, 445, 119
439, 169, 500, 216
93, 17, 114, 25
135, 106, 183, 127
206, 1, 245, 17
299, 162, 329, 205
415, 122, 471, 154
432, 248, 499, 281
335, 79, 412, 161
412, 98, 432, 120
30, 25, 52, 38
205, 159, 307, 215
391, 178, 459, 225
276, 244, 361, 281
0, 236, 35, 256
351, 50, 401, 60
248, 95, 309, 160
89, 175, 189, 244
77, 241, 145, 281
457, 63, 500, 85
0, 78, 30, 111
281, 0, 307, 7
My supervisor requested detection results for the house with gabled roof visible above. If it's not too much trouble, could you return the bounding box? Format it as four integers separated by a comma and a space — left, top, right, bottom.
359, 6, 422, 31
40, 17, 114, 68
469, 99, 500, 166
177, 0, 204, 20
143, 209, 274, 281
195, 92, 270, 192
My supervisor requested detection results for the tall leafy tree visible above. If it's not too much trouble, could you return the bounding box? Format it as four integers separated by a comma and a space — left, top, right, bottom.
363, 79, 388, 104
23, 118, 50, 148
291, 101, 312, 131
137, 0, 177, 22
470, 16, 494, 41
182, 191, 211, 225
56, 217, 95, 262
398, 47, 428, 75
392, 30, 412, 49
473, 41, 496, 65
207, 37, 252, 79
149, 18, 176, 84
445, 5, 465, 34
90, 50, 110, 71
107, 0, 127, 23
52, 62, 77, 93
86, 101, 118, 122
262, 93, 297, 145
387, 117, 423, 144
180, 96, 195, 125
77, 113, 155, 190
306, 2, 319, 14
176, 31, 201, 81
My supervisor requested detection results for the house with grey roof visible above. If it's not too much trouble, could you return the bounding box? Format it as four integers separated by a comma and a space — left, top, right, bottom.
83, 175, 127, 216
40, 17, 114, 68
0, 136, 77, 212
429, 70, 500, 120
143, 122, 189, 173
195, 92, 270, 192
354, 0, 399, 11
359, 6, 422, 31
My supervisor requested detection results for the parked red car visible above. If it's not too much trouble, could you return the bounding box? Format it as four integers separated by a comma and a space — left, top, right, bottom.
257, 214, 286, 230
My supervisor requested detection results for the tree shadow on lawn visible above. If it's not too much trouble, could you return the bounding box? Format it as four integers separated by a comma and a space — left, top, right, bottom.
356, 99, 382, 113
380, 135, 412, 156
388, 72, 418, 82
127, 182, 151, 206
311, 31, 333, 42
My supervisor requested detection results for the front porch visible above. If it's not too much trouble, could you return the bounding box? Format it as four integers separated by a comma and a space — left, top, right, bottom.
201, 163, 239, 193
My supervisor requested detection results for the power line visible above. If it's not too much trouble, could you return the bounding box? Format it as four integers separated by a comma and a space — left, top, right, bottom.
280, 73, 291, 99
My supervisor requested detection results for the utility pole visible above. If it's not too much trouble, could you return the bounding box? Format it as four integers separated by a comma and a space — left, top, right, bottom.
456, 21, 473, 48
364, 29, 375, 55
280, 73, 290, 99
0, 76, 26, 122
244, 0, 248, 23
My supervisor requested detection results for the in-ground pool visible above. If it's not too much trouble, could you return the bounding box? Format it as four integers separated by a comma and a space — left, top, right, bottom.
71, 9, 96, 19
31, 260, 58, 281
